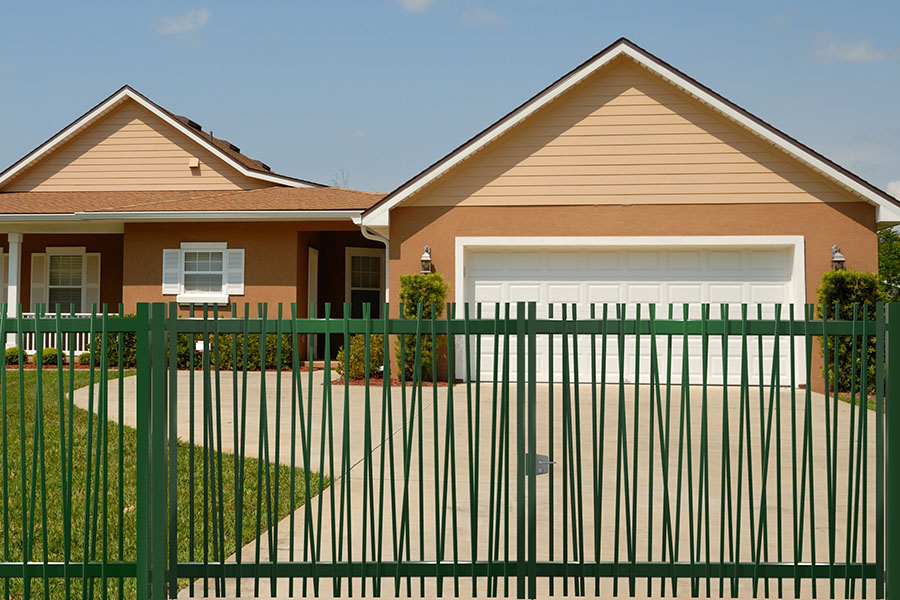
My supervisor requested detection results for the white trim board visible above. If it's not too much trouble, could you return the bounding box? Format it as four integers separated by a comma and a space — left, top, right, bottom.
362, 38, 900, 229
454, 235, 807, 309
0, 86, 319, 190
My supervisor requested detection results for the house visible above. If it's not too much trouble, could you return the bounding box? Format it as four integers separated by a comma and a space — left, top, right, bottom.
360, 38, 900, 381
0, 86, 387, 355
2, 38, 896, 377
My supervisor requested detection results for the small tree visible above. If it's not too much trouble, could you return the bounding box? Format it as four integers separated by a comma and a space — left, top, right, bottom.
878, 227, 900, 301
816, 269, 882, 394
396, 273, 449, 381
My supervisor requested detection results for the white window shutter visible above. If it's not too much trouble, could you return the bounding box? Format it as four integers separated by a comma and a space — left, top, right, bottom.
225, 249, 244, 296
84, 253, 101, 312
31, 253, 47, 313
162, 249, 181, 295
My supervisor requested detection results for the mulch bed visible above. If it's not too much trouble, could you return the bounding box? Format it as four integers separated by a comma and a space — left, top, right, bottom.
332, 377, 452, 387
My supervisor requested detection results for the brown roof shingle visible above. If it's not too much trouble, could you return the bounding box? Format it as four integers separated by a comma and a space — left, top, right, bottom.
0, 187, 385, 215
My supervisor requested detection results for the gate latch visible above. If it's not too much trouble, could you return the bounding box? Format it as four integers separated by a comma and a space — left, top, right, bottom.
525, 453, 554, 476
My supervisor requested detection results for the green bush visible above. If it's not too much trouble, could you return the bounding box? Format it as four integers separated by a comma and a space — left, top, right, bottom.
879, 227, 900, 301
816, 270, 882, 394
77, 352, 91, 366
41, 347, 59, 366
89, 314, 294, 371
213, 333, 294, 371
396, 272, 449, 381
5, 347, 19, 365
336, 334, 385, 380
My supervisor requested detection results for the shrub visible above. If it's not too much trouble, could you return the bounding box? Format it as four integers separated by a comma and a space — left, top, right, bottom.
816, 269, 882, 394
89, 313, 294, 371
396, 272, 449, 380
5, 347, 19, 365
78, 352, 92, 366
213, 333, 294, 371
336, 334, 385, 380
41, 347, 59, 366
879, 227, 900, 301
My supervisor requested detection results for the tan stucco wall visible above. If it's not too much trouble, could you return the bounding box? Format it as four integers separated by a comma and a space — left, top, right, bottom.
388, 202, 877, 313
123, 222, 302, 315
121, 221, 376, 318
4, 99, 267, 192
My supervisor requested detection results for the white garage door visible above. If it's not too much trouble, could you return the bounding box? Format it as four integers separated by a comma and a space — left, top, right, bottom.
461, 245, 800, 385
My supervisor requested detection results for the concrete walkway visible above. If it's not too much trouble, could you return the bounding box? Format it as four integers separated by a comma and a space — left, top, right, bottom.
75, 373, 880, 598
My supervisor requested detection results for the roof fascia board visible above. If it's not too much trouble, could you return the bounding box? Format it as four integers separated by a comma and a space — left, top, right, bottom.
0, 210, 362, 222
362, 40, 898, 227
0, 87, 313, 190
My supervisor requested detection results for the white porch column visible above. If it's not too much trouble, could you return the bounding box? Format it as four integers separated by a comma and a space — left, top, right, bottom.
6, 233, 21, 348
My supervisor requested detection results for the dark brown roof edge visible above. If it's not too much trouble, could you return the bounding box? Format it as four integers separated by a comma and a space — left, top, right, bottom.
364, 37, 900, 216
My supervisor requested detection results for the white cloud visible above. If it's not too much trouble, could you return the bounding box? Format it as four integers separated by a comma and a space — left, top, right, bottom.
395, 0, 434, 12
460, 6, 506, 26
815, 36, 897, 64
888, 180, 900, 199
157, 8, 211, 35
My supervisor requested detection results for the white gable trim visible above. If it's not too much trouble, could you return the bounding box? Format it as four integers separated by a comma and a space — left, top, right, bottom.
362, 39, 900, 228
0, 86, 316, 190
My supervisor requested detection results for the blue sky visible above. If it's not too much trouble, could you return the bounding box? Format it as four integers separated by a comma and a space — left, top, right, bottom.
1, 1, 898, 195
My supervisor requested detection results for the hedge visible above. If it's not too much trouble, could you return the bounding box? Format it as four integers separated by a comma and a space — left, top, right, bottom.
90, 318, 294, 371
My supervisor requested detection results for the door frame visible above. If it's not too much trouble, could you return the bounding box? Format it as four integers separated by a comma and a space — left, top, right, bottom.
307, 247, 319, 357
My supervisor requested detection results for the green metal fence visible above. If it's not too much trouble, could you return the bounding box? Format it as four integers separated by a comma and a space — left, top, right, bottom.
0, 301, 897, 598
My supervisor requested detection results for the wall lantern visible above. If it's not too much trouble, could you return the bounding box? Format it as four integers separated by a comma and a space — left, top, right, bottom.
831, 245, 846, 271
420, 246, 433, 274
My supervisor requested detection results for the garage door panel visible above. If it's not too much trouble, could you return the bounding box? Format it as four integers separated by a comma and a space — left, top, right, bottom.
463, 245, 796, 385
667, 250, 702, 271
626, 251, 661, 270
708, 250, 742, 271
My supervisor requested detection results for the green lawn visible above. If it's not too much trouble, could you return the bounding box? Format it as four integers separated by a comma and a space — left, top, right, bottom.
0, 369, 326, 599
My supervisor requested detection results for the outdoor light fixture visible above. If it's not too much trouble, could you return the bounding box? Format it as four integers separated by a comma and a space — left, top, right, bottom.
831, 245, 846, 271
420, 246, 433, 274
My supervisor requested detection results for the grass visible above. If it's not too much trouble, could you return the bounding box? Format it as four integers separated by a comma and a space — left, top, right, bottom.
0, 368, 326, 599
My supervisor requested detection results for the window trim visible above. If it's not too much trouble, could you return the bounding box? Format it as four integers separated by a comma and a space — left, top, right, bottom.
344, 247, 385, 317
44, 246, 86, 313
175, 242, 230, 305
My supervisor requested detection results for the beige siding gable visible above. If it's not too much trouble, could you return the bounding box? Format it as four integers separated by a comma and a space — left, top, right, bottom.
408, 60, 861, 207
3, 99, 267, 192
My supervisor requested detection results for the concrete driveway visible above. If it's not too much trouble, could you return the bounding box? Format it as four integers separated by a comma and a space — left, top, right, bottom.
75, 372, 879, 599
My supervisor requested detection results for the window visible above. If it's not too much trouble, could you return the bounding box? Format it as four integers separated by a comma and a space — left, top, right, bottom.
29, 247, 100, 314
162, 243, 244, 304
345, 247, 384, 318
48, 254, 83, 313
183, 250, 224, 294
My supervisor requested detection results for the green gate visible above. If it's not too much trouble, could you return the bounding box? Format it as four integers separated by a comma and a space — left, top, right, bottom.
0, 301, 898, 598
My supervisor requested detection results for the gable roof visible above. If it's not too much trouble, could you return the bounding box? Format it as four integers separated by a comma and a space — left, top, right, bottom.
362, 37, 900, 228
0, 85, 323, 190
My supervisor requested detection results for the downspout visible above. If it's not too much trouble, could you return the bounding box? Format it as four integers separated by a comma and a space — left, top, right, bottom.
355, 218, 390, 310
